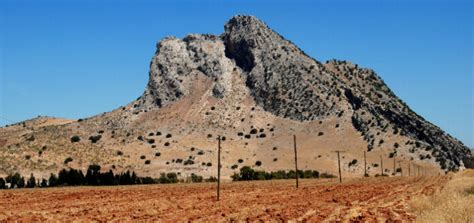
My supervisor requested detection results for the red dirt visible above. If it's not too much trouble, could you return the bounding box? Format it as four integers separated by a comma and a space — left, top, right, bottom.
0, 176, 449, 222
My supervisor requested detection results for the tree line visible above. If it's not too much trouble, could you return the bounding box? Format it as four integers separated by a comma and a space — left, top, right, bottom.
0, 164, 210, 189
231, 166, 336, 181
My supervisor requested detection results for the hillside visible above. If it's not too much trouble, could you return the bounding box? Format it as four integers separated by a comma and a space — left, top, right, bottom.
0, 15, 471, 180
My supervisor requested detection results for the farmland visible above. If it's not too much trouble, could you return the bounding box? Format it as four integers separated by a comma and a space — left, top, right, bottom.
2, 173, 470, 222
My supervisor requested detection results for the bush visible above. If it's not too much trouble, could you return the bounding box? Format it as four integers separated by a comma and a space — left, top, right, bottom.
255, 161, 262, 166
318, 132, 324, 136
64, 157, 73, 164
89, 135, 102, 143
145, 160, 151, 165
348, 159, 358, 167
320, 173, 337, 178
190, 173, 203, 183
70, 135, 81, 143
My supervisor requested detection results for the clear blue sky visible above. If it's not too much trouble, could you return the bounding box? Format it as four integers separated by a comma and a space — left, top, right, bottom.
1, 0, 472, 147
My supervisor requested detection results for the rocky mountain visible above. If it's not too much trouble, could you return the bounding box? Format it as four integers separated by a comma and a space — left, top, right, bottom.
0, 15, 471, 179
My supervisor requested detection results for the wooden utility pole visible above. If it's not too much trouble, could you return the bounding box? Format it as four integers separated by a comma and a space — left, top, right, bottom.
293, 135, 299, 188
393, 156, 396, 176
398, 161, 403, 176
364, 151, 367, 176
380, 155, 384, 176
217, 135, 221, 201
408, 163, 411, 176
333, 150, 346, 183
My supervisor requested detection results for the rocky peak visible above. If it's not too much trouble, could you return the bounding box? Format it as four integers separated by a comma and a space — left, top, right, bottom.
133, 15, 471, 171
138, 34, 236, 110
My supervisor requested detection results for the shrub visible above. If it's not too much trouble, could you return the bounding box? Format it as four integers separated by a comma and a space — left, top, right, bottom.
117, 150, 123, 156
238, 159, 243, 163
349, 159, 358, 167
183, 159, 194, 165
89, 135, 102, 143
318, 132, 324, 136
255, 161, 262, 166
155, 152, 161, 157
70, 135, 81, 143
166, 134, 172, 138
6, 173, 22, 189
197, 151, 204, 155
64, 157, 73, 164
231, 164, 238, 169
239, 166, 255, 180
320, 173, 337, 178
190, 173, 203, 183
147, 139, 155, 144
140, 155, 146, 160
145, 160, 151, 165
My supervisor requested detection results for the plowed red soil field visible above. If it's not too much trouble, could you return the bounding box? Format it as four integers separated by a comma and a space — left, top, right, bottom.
0, 176, 449, 222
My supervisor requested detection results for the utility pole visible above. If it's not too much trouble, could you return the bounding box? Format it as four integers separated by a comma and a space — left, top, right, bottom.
333, 150, 346, 183
408, 163, 411, 177
364, 151, 367, 177
393, 156, 396, 176
293, 135, 299, 188
380, 155, 384, 176
217, 135, 221, 201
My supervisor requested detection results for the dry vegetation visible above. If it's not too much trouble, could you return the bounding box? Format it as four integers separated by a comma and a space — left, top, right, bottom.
410, 169, 474, 223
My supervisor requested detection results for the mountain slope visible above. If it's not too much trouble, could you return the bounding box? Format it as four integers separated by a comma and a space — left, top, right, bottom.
0, 15, 470, 179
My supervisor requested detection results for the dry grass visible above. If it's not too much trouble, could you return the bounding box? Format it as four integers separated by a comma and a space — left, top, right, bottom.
410, 170, 474, 223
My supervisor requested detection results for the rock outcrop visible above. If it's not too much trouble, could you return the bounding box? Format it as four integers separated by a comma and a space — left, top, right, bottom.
137, 15, 471, 171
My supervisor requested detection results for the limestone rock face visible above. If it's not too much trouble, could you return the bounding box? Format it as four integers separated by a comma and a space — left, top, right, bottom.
222, 15, 342, 121
139, 34, 236, 109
